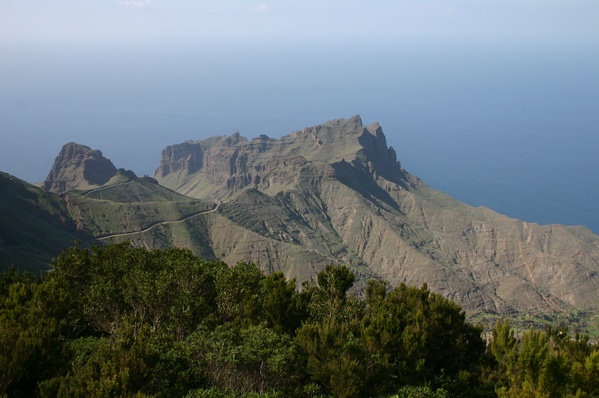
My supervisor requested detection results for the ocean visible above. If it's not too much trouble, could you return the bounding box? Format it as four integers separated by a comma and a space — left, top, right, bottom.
1, 40, 598, 233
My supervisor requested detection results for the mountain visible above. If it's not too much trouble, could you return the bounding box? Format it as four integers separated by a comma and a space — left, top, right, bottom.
153, 116, 599, 327
43, 142, 136, 193
154, 116, 408, 200
3, 116, 599, 330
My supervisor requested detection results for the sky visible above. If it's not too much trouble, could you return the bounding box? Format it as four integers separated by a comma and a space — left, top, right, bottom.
1, 0, 598, 232
1, 0, 598, 47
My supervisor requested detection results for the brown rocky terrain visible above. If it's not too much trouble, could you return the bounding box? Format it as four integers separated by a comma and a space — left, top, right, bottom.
43, 142, 135, 193
152, 116, 599, 324
12, 116, 598, 328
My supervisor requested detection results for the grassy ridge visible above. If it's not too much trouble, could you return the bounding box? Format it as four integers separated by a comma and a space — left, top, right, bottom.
67, 178, 215, 237
83, 176, 194, 203
1, 173, 216, 271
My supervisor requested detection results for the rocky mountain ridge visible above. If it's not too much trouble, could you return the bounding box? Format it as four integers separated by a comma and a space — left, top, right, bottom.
152, 116, 599, 322
155, 116, 411, 199
6, 116, 599, 329
43, 142, 136, 193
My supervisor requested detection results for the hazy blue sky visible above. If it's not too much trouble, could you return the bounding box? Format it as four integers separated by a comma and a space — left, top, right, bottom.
2, 0, 598, 46
1, 1, 598, 232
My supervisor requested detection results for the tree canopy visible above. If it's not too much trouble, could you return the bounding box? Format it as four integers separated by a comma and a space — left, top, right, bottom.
1, 242, 597, 397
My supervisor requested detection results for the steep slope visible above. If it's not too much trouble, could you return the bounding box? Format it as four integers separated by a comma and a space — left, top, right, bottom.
43, 142, 136, 193
154, 116, 599, 326
0, 172, 86, 272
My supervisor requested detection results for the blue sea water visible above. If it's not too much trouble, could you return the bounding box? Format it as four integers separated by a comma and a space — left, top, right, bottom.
1, 41, 598, 233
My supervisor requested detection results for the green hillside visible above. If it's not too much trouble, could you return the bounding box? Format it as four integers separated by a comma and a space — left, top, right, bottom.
0, 172, 216, 272
82, 176, 194, 202
0, 172, 85, 272
67, 178, 215, 237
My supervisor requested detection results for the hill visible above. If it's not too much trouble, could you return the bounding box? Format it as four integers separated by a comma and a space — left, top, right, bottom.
153, 116, 599, 329
2, 116, 599, 331
1, 171, 216, 272
0, 172, 86, 272
43, 142, 137, 193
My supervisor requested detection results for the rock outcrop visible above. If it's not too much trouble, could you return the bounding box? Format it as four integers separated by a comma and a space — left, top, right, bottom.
155, 141, 205, 179
43, 143, 135, 193
155, 115, 410, 198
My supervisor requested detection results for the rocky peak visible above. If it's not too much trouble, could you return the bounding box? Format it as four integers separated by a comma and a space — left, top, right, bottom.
228, 131, 245, 146
356, 121, 406, 184
294, 115, 364, 146
155, 141, 204, 179
43, 142, 119, 193
154, 116, 412, 198
290, 115, 406, 185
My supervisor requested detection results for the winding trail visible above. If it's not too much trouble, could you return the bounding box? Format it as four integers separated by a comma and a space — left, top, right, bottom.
94, 202, 220, 241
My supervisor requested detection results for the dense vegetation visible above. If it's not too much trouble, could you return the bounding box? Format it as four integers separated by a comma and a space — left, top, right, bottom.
1, 243, 598, 397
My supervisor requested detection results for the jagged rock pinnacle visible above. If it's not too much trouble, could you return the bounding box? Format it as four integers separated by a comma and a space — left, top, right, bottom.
44, 143, 120, 193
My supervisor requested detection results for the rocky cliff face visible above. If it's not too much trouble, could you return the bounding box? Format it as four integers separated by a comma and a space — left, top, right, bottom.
155, 141, 205, 179
43, 143, 134, 193
155, 116, 410, 198
152, 116, 599, 323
